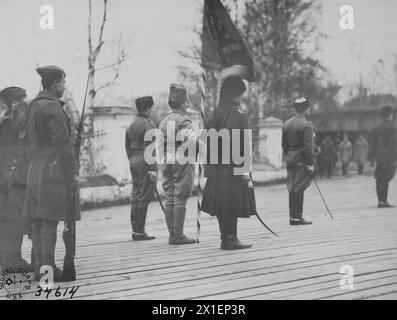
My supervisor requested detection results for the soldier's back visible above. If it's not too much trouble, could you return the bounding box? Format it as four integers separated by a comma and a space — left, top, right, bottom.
283, 116, 310, 147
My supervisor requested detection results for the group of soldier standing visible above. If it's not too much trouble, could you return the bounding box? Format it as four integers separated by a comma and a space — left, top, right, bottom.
1, 64, 396, 283
0, 65, 78, 281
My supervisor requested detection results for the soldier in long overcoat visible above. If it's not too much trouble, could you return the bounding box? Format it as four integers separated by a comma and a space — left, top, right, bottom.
282, 97, 314, 225
369, 106, 397, 208
201, 76, 254, 250
0, 87, 32, 271
125, 96, 157, 241
24, 65, 79, 281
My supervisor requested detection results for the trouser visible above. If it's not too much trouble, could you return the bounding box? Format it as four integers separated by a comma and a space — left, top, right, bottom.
216, 214, 237, 241
162, 163, 194, 240
376, 180, 389, 203
130, 153, 156, 233
289, 192, 304, 219
375, 163, 396, 203
31, 220, 59, 271
163, 194, 188, 240
358, 164, 364, 175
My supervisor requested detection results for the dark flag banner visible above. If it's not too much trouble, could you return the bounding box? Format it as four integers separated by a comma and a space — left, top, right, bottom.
201, 0, 255, 81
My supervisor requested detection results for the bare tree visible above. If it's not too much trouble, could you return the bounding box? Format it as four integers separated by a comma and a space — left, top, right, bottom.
84, 0, 125, 175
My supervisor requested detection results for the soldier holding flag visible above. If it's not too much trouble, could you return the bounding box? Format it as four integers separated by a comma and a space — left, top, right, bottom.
201, 76, 254, 250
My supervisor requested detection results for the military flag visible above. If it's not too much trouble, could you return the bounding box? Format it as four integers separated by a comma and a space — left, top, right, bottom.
201, 0, 255, 81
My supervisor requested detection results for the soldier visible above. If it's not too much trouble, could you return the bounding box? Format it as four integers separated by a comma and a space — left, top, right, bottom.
370, 106, 397, 208
159, 84, 196, 245
338, 133, 353, 176
321, 135, 336, 178
24, 65, 79, 281
0, 87, 32, 271
282, 97, 314, 225
354, 133, 369, 175
201, 76, 253, 250
125, 96, 157, 241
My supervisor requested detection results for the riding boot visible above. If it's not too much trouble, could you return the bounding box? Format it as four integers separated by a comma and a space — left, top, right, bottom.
40, 221, 62, 282
164, 206, 174, 242
289, 192, 295, 219
130, 201, 138, 232
220, 216, 251, 250
170, 205, 195, 245
290, 192, 312, 225
376, 180, 383, 204
132, 206, 155, 241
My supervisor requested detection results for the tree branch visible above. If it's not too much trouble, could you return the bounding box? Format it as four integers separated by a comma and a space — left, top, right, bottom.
88, 0, 93, 55
94, 0, 108, 57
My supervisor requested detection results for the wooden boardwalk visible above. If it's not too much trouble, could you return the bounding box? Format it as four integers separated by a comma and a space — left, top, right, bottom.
2, 174, 397, 300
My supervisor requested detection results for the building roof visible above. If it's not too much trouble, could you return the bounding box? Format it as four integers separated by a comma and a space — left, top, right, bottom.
309, 107, 397, 132
92, 106, 135, 116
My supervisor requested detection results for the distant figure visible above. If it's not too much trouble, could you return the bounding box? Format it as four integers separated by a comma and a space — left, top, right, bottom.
354, 134, 369, 175
313, 135, 321, 178
370, 106, 397, 208
282, 97, 314, 226
125, 96, 157, 241
338, 134, 352, 176
321, 135, 336, 178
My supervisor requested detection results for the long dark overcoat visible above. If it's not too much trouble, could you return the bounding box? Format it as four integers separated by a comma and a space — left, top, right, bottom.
201, 103, 255, 219
23, 91, 79, 222
0, 117, 27, 224
370, 119, 397, 183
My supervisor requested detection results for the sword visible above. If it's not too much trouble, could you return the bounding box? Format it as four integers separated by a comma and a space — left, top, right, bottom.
155, 186, 166, 215
248, 173, 279, 238
311, 175, 334, 220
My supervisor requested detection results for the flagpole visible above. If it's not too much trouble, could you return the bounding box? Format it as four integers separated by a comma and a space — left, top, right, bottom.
197, 67, 206, 244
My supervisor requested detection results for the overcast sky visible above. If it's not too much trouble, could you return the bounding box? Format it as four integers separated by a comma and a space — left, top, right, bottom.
0, 0, 396, 109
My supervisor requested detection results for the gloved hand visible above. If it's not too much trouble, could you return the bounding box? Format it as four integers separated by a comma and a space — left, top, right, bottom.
148, 171, 157, 182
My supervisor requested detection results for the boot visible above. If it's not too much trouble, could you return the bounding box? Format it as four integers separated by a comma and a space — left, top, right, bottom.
130, 202, 138, 231
289, 192, 295, 220
221, 236, 252, 250
164, 206, 174, 242
40, 221, 63, 282
289, 193, 312, 225
290, 218, 312, 225
132, 206, 155, 241
6, 233, 33, 273
378, 202, 394, 208
170, 206, 195, 245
